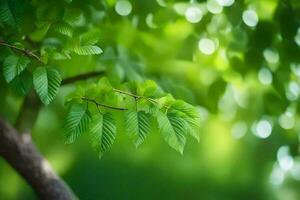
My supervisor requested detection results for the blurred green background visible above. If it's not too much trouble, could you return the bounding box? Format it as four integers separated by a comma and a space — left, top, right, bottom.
1, 0, 300, 199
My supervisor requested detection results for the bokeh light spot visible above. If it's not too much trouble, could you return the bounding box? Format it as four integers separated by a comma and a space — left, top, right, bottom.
216, 0, 235, 7
295, 27, 300, 46
291, 63, 300, 77
115, 0, 132, 16
278, 112, 295, 130
207, 0, 223, 14
253, 120, 272, 139
156, 0, 167, 7
286, 81, 300, 101
291, 158, 300, 181
263, 48, 279, 64
185, 6, 203, 23
242, 10, 259, 27
146, 13, 158, 29
231, 121, 247, 139
270, 164, 285, 185
277, 146, 294, 171
198, 38, 216, 55
258, 68, 272, 85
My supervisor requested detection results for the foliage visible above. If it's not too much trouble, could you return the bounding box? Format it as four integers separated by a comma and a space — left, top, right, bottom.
0, 0, 201, 155
125, 111, 151, 148
1, 0, 300, 198
90, 112, 117, 158
3, 55, 30, 82
0, 0, 300, 200
33, 66, 61, 105
65, 78, 200, 154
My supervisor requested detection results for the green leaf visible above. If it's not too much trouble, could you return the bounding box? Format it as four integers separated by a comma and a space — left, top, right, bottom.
100, 46, 117, 61
80, 30, 101, 45
52, 22, 73, 37
172, 101, 199, 118
157, 111, 187, 154
125, 111, 151, 148
90, 112, 116, 158
0, 0, 25, 28
172, 101, 200, 141
10, 70, 32, 96
63, 8, 82, 25
158, 94, 176, 109
184, 117, 200, 142
137, 80, 158, 97
65, 104, 90, 144
97, 77, 113, 93
33, 66, 62, 105
3, 55, 30, 83
29, 23, 51, 42
65, 87, 85, 106
73, 45, 103, 55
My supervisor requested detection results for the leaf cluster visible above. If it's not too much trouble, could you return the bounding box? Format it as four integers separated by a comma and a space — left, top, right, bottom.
64, 78, 201, 156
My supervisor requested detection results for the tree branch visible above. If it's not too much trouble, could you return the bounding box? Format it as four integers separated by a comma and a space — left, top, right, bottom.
0, 118, 76, 200
61, 71, 105, 85
0, 40, 43, 63
112, 88, 168, 108
15, 70, 105, 130
82, 97, 128, 111
81, 87, 170, 112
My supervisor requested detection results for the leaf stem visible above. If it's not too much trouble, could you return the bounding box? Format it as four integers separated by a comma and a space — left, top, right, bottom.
81, 97, 128, 111
112, 88, 168, 108
0, 40, 43, 63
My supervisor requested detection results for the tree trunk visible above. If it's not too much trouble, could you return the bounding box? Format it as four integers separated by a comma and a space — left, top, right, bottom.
0, 118, 76, 200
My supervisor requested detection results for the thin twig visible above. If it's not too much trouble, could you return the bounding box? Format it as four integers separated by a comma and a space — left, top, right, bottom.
82, 97, 128, 111
112, 88, 167, 108
112, 88, 141, 98
0, 40, 43, 63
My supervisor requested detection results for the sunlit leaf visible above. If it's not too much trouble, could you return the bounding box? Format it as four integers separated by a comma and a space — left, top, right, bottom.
137, 80, 158, 97
52, 22, 73, 37
80, 30, 101, 45
3, 55, 30, 83
65, 104, 91, 144
157, 111, 187, 154
125, 111, 151, 147
73, 45, 103, 55
172, 100, 200, 141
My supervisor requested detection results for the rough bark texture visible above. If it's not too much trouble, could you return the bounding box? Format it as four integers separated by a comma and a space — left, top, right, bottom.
0, 118, 76, 200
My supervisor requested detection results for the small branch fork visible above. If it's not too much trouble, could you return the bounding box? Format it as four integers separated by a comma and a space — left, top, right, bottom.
0, 41, 107, 86
0, 41, 168, 111
112, 88, 167, 108
0, 40, 43, 63
81, 88, 169, 112
81, 97, 128, 111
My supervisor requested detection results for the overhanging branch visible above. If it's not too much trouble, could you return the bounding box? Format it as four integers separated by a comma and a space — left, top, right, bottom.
0, 40, 43, 63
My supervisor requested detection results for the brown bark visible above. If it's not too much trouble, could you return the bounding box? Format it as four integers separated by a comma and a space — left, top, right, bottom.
0, 118, 76, 200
